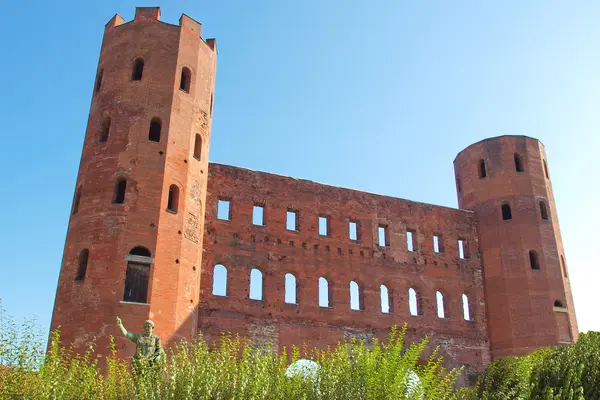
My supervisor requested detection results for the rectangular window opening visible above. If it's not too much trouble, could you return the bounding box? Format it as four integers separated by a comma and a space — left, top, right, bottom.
378, 225, 389, 247
433, 235, 443, 253
319, 216, 329, 236
407, 230, 416, 252
286, 210, 297, 231
458, 239, 468, 259
217, 199, 230, 221
253, 205, 264, 226
349, 221, 358, 241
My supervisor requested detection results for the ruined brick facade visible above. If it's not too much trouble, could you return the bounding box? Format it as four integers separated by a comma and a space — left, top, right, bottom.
50, 7, 578, 386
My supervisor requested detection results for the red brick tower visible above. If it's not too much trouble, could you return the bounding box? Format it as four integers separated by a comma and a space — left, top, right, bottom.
50, 7, 216, 357
454, 136, 578, 360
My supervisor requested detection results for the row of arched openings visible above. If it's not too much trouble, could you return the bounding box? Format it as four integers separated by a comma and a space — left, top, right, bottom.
501, 201, 550, 221
98, 117, 161, 143
211, 265, 473, 320
477, 155, 550, 179
74, 247, 152, 304
95, 62, 192, 94
72, 181, 182, 214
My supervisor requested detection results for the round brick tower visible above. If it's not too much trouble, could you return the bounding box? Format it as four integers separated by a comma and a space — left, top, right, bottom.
454, 135, 578, 360
50, 7, 216, 358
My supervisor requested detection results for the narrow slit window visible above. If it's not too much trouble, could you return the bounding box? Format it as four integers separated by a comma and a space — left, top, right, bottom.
131, 58, 144, 81
540, 201, 549, 220
180, 67, 191, 93
99, 117, 111, 143
462, 294, 471, 320
529, 250, 540, 270
409, 288, 420, 316
319, 277, 329, 308
285, 273, 297, 304
350, 281, 361, 311
380, 284, 391, 314
436, 291, 445, 319
501, 204, 512, 220
349, 221, 358, 241
543, 159, 550, 179
167, 185, 179, 213
95, 69, 103, 94
319, 216, 328, 236
72, 186, 82, 215
433, 235, 443, 253
478, 159, 487, 179
217, 200, 230, 221
561, 255, 568, 278
75, 249, 89, 281
253, 205, 264, 226
456, 177, 461, 192
212, 264, 227, 296
378, 225, 389, 247
514, 153, 524, 172
149, 118, 161, 142
113, 179, 126, 204
249, 268, 263, 300
286, 210, 297, 231
407, 230, 416, 252
210, 92, 214, 117
458, 239, 466, 259
193, 134, 202, 160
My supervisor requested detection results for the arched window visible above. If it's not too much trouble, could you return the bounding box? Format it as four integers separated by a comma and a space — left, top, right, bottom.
123, 246, 152, 303
113, 179, 126, 204
192, 134, 202, 160
149, 118, 161, 142
554, 300, 565, 308
380, 284, 391, 314
540, 201, 549, 220
131, 58, 144, 80
75, 249, 89, 281
72, 186, 82, 215
501, 203, 512, 220
349, 281, 362, 311
561, 255, 568, 278
462, 294, 471, 321
99, 117, 111, 143
514, 153, 524, 172
408, 288, 420, 316
285, 273, 297, 304
249, 268, 263, 300
129, 246, 151, 257
212, 264, 227, 296
180, 67, 191, 93
478, 159, 487, 179
318, 277, 330, 308
529, 250, 540, 270
543, 159, 550, 179
167, 185, 179, 213
95, 69, 103, 94
436, 291, 445, 319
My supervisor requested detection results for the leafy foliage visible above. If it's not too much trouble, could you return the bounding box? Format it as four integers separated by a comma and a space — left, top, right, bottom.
0, 302, 460, 400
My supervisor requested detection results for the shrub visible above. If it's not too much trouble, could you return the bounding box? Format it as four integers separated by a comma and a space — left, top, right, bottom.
0, 302, 460, 400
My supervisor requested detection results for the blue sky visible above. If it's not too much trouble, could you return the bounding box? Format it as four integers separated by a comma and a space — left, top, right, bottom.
0, 1, 599, 335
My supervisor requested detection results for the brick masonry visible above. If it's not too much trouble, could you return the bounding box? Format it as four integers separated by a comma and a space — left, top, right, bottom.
50, 7, 578, 387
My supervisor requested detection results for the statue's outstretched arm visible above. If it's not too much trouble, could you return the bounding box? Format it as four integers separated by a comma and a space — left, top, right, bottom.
116, 316, 136, 342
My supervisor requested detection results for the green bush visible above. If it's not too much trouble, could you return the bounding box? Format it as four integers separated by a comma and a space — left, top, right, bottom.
0, 302, 461, 399
529, 331, 600, 400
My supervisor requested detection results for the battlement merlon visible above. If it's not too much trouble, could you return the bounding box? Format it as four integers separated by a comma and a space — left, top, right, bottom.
104, 7, 217, 52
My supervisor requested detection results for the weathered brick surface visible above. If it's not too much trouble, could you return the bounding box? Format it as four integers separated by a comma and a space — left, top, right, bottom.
454, 136, 578, 359
200, 164, 490, 384
50, 7, 216, 360
50, 8, 577, 386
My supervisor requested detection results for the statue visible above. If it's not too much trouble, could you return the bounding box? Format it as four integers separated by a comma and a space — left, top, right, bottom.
116, 316, 165, 366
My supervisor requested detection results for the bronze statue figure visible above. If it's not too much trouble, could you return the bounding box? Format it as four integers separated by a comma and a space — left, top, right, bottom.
116, 316, 165, 366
